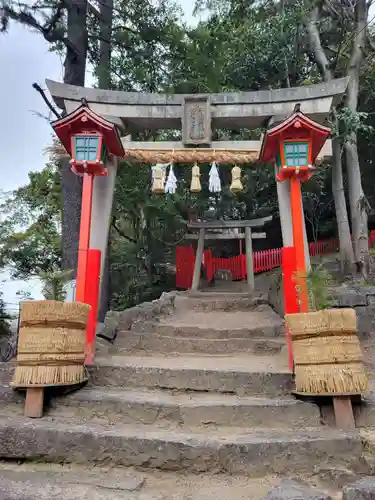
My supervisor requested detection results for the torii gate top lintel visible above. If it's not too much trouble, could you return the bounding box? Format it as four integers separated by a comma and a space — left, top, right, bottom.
187, 216, 272, 230
46, 77, 348, 136
46, 77, 349, 119
47, 77, 348, 165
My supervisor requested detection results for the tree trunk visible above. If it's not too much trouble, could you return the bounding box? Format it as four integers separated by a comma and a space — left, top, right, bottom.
1, 1, 88, 274
345, 136, 369, 274
97, 0, 114, 319
64, 0, 88, 87
98, 0, 113, 89
306, 5, 354, 274
61, 0, 88, 273
332, 137, 355, 273
344, 0, 369, 276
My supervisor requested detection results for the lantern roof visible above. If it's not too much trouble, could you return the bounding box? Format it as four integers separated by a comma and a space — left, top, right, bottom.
260, 110, 331, 164
51, 101, 125, 158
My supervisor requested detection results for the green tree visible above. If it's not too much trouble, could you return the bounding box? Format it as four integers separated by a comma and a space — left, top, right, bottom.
0, 291, 10, 340
1, 0, 89, 274
0, 163, 61, 280
305, 0, 374, 274
3, 0, 375, 312
187, 0, 375, 275
40, 269, 73, 301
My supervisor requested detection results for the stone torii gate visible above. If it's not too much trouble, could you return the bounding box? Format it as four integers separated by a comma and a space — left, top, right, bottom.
46, 77, 349, 303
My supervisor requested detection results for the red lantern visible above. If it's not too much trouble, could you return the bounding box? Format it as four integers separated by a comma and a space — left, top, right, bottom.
260, 111, 330, 183
52, 102, 124, 176
260, 110, 331, 314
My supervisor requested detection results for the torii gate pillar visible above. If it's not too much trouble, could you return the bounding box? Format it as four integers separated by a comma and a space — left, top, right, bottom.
51, 102, 124, 362
260, 110, 331, 313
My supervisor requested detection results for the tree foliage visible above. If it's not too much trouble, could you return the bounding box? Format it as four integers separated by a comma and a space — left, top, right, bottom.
0, 163, 61, 279
0, 291, 10, 340
1, 0, 375, 308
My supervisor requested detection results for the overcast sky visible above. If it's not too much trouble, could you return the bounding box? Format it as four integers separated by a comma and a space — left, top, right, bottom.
1, 4, 375, 194
0, 1, 198, 304
0, 4, 374, 305
0, 0, 197, 194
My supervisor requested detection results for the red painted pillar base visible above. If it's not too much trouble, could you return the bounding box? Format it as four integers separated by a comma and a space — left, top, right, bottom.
76, 173, 94, 303
84, 249, 101, 365
282, 246, 298, 371
290, 176, 309, 313
74, 173, 101, 364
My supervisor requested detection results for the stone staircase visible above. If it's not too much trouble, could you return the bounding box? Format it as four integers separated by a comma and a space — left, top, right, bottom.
0, 291, 374, 498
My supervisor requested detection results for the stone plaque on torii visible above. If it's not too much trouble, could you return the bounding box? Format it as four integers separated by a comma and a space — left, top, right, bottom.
182, 95, 211, 146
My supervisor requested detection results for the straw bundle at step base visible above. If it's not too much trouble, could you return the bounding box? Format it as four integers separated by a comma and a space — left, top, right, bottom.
286, 308, 367, 395
12, 301, 91, 388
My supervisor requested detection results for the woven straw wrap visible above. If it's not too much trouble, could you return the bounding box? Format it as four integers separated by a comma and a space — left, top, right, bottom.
286, 309, 357, 340
12, 300, 91, 388
292, 336, 363, 365
20, 300, 89, 327
285, 308, 367, 395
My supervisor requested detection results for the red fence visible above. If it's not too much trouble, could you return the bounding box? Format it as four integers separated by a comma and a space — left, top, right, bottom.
176, 232, 375, 290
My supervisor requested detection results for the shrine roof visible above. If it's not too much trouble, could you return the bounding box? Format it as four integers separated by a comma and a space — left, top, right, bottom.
51, 102, 125, 157
265, 111, 331, 134
260, 111, 331, 164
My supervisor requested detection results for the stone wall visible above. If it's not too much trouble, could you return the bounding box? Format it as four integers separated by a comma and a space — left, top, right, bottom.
100, 291, 178, 341
255, 269, 284, 316
330, 285, 375, 339
256, 268, 375, 339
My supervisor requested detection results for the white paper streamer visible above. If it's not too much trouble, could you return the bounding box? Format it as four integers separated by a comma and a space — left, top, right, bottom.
165, 163, 177, 194
209, 162, 221, 193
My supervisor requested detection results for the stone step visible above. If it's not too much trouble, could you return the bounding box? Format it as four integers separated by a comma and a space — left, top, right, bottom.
343, 477, 375, 500
42, 387, 320, 428
1, 385, 320, 428
114, 331, 285, 355
0, 467, 147, 500
0, 414, 362, 476
0, 463, 339, 500
354, 395, 375, 428
263, 479, 333, 500
321, 394, 375, 429
174, 294, 268, 312
135, 310, 284, 339
185, 290, 255, 298
0, 362, 12, 386
90, 354, 293, 396
0, 355, 292, 397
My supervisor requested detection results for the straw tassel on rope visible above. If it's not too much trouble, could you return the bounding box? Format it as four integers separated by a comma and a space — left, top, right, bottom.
230, 165, 243, 193
151, 163, 167, 194
190, 163, 201, 193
